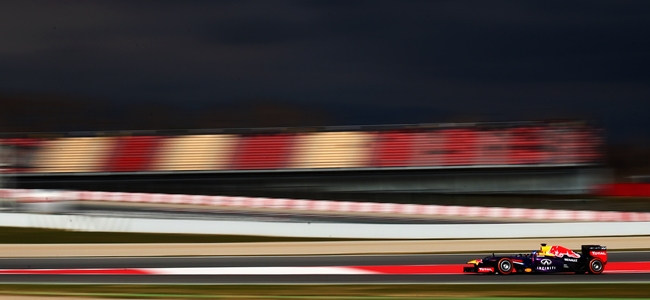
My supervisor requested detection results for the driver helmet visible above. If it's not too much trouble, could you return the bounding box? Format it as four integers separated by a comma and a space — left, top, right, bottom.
539, 243, 553, 256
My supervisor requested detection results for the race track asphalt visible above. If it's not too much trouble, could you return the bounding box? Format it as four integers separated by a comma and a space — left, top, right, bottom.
0, 273, 648, 284
0, 252, 648, 284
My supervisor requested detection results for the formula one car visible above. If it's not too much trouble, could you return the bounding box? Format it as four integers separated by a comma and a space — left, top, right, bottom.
463, 244, 607, 275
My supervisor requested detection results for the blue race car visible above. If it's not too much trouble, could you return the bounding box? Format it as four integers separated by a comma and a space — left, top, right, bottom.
463, 244, 607, 275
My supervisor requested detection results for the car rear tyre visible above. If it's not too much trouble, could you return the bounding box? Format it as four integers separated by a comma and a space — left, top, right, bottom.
497, 258, 513, 275
588, 258, 604, 275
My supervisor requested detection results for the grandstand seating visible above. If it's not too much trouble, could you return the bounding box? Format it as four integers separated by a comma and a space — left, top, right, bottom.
442, 129, 478, 166
0, 122, 602, 174
31, 137, 114, 173
508, 127, 547, 165
1, 138, 41, 147
151, 134, 237, 171
233, 134, 294, 169
106, 136, 161, 172
372, 131, 416, 167
411, 131, 446, 166
0, 138, 42, 172
575, 129, 601, 163
474, 130, 509, 165
289, 131, 374, 169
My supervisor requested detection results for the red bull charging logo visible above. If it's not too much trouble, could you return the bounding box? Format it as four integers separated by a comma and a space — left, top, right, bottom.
548, 246, 581, 258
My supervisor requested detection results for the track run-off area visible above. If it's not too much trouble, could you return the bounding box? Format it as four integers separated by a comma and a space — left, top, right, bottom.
0, 252, 649, 284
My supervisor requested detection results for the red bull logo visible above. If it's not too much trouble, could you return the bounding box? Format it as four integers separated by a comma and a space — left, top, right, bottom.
548, 246, 581, 258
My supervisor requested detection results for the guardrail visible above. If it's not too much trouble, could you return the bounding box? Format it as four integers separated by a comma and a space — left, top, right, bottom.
2, 189, 650, 222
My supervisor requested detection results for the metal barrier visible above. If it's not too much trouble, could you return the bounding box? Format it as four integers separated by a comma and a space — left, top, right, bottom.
2, 188, 649, 222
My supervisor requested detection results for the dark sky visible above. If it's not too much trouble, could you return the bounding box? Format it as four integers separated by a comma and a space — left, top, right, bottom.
1, 1, 649, 143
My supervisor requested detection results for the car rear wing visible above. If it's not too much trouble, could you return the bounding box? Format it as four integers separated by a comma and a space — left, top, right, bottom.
582, 245, 607, 263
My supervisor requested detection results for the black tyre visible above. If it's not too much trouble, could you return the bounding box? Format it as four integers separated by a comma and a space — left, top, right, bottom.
497, 258, 513, 275
588, 258, 604, 275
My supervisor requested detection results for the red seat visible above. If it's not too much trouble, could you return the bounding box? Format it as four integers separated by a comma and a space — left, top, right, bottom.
442, 129, 478, 166
574, 129, 602, 163
1, 138, 42, 147
105, 136, 162, 172
475, 130, 509, 165
508, 127, 547, 165
372, 131, 416, 167
411, 130, 446, 166
233, 134, 294, 169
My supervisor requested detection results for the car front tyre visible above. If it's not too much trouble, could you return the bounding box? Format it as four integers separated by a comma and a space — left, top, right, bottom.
497, 258, 513, 275
588, 258, 604, 275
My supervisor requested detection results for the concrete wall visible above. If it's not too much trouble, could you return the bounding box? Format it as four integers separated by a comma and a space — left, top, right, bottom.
0, 212, 647, 239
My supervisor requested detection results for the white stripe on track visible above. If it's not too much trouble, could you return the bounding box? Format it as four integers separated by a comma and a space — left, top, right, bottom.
147, 266, 377, 275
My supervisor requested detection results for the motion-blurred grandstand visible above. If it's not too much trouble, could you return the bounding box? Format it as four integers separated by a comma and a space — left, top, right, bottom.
2, 120, 631, 211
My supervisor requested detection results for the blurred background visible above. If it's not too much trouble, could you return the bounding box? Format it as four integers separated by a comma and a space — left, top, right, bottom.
1, 0, 650, 213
